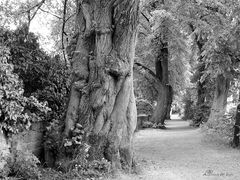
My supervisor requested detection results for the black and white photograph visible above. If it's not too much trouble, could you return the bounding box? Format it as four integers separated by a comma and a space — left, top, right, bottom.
1, 0, 240, 179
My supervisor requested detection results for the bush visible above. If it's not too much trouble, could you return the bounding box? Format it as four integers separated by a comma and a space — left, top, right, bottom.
41, 158, 110, 180
191, 103, 211, 126
1, 26, 70, 164
55, 152, 110, 180
0, 36, 50, 136
50, 123, 111, 179
142, 121, 154, 128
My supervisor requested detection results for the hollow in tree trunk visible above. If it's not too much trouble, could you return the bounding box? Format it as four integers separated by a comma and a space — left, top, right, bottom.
64, 0, 139, 171
208, 74, 230, 125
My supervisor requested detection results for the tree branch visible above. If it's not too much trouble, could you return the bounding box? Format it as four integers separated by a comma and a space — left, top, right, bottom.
30, 0, 45, 22
21, 0, 46, 13
62, 0, 68, 67
134, 61, 160, 81
66, 13, 76, 22
133, 65, 160, 92
19, 0, 46, 32
39, 8, 62, 19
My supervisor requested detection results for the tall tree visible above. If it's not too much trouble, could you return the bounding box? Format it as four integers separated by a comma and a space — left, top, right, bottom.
147, 0, 188, 126
198, 0, 240, 124
64, 0, 139, 171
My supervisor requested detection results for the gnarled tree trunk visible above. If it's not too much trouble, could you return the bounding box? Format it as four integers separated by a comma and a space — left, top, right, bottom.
208, 74, 230, 124
151, 84, 171, 125
64, 0, 139, 171
151, 42, 172, 125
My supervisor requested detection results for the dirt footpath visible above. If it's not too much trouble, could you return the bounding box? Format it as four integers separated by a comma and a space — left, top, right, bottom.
112, 115, 240, 180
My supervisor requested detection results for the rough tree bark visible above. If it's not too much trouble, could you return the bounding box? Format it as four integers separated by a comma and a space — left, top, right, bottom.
195, 41, 206, 107
166, 85, 173, 120
196, 80, 206, 106
194, 64, 207, 124
232, 104, 240, 147
192, 39, 210, 125
208, 74, 230, 124
64, 0, 139, 171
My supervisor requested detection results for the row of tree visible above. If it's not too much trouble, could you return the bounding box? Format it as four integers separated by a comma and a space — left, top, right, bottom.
135, 0, 240, 129
1, 0, 240, 175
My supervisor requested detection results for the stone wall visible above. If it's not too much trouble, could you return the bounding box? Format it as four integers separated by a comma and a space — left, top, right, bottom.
0, 122, 44, 161
12, 122, 44, 157
0, 131, 10, 170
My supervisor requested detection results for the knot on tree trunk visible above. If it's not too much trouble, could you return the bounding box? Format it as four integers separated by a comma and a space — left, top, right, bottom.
105, 52, 130, 79
90, 88, 108, 110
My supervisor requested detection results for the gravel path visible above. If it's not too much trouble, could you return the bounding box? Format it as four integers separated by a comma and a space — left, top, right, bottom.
112, 115, 240, 180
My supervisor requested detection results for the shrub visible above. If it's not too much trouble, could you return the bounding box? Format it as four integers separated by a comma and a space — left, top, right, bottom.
0, 37, 50, 136
142, 121, 154, 128
41, 157, 110, 180
51, 123, 111, 179
191, 103, 211, 126
1, 26, 70, 164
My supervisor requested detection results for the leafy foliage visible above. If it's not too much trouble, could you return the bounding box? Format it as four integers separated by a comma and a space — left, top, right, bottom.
41, 157, 110, 180
0, 26, 72, 176
149, 1, 191, 92
135, 0, 192, 117
1, 25, 70, 149
56, 122, 111, 179
172, 0, 240, 127
0, 34, 50, 135
0, 22, 111, 179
